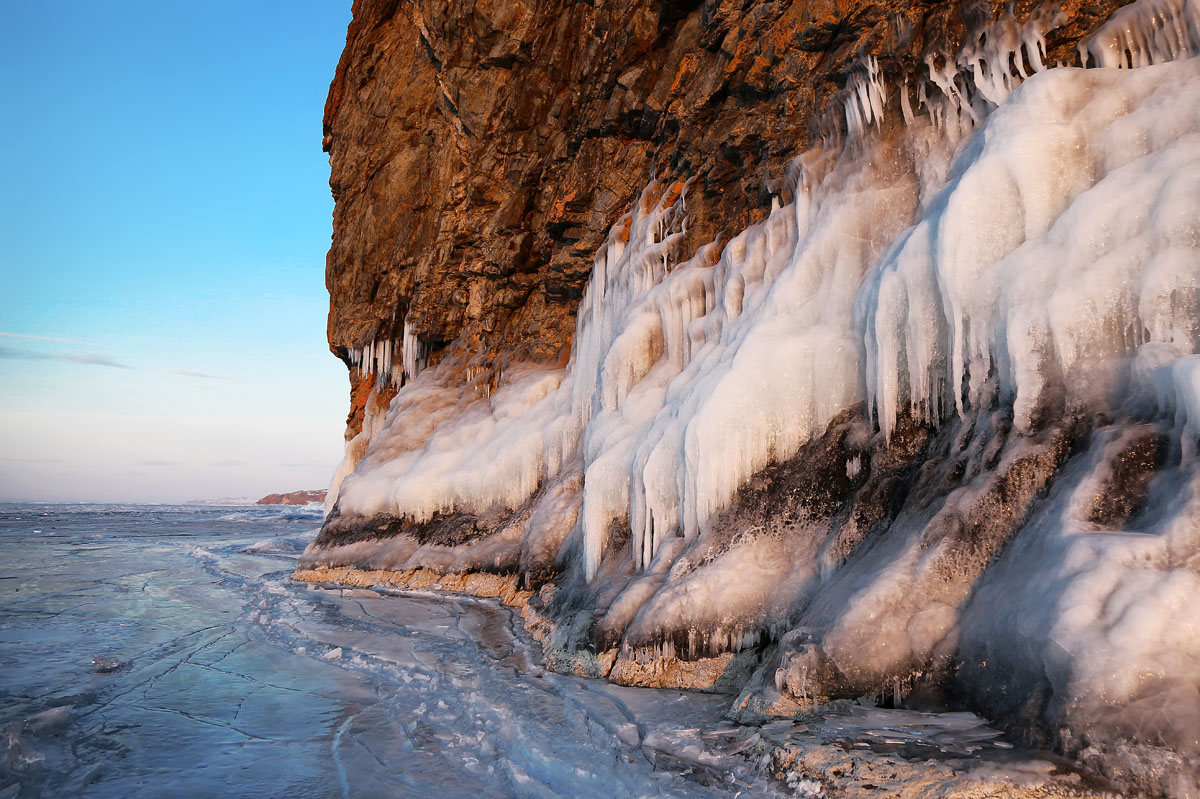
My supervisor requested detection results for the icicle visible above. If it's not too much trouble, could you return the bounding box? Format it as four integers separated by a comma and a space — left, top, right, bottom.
837, 56, 887, 141
401, 314, 429, 384
900, 76, 915, 126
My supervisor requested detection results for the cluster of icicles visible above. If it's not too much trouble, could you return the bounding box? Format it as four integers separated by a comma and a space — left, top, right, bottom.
833, 0, 1200, 141
347, 315, 430, 390
330, 0, 1200, 583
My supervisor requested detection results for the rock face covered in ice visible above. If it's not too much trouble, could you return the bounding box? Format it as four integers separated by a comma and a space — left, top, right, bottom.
322, 0, 1131, 435
310, 1, 1200, 795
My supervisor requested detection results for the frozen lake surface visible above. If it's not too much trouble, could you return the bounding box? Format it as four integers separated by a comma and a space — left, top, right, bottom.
0, 505, 1088, 798
0, 504, 795, 798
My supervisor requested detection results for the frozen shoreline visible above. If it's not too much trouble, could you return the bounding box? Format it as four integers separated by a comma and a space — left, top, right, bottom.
293, 563, 1115, 798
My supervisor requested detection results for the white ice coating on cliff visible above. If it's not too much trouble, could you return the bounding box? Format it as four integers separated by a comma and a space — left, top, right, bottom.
860, 60, 1200, 441
315, 1, 1200, 775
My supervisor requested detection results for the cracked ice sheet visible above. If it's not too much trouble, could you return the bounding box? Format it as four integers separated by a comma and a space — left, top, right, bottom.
0, 505, 366, 798
0, 504, 799, 798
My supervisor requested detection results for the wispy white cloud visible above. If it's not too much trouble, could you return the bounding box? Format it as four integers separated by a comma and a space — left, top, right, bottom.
173, 369, 234, 381
0, 346, 132, 369
0, 331, 92, 345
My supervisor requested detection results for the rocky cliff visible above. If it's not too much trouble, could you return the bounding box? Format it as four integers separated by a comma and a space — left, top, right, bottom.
308, 0, 1200, 796
323, 0, 1124, 432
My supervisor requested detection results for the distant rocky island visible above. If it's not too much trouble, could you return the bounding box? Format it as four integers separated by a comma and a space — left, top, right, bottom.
256, 489, 326, 506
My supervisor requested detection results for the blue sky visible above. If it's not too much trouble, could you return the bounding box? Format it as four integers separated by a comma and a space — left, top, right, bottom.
1, 2, 355, 502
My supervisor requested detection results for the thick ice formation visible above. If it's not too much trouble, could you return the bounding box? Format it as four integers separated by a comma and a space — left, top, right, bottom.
957, 423, 1200, 755
861, 59, 1200, 440
312, 1, 1200, 790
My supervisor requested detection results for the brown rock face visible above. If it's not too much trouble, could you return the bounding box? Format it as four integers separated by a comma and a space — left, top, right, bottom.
323, 0, 1125, 427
